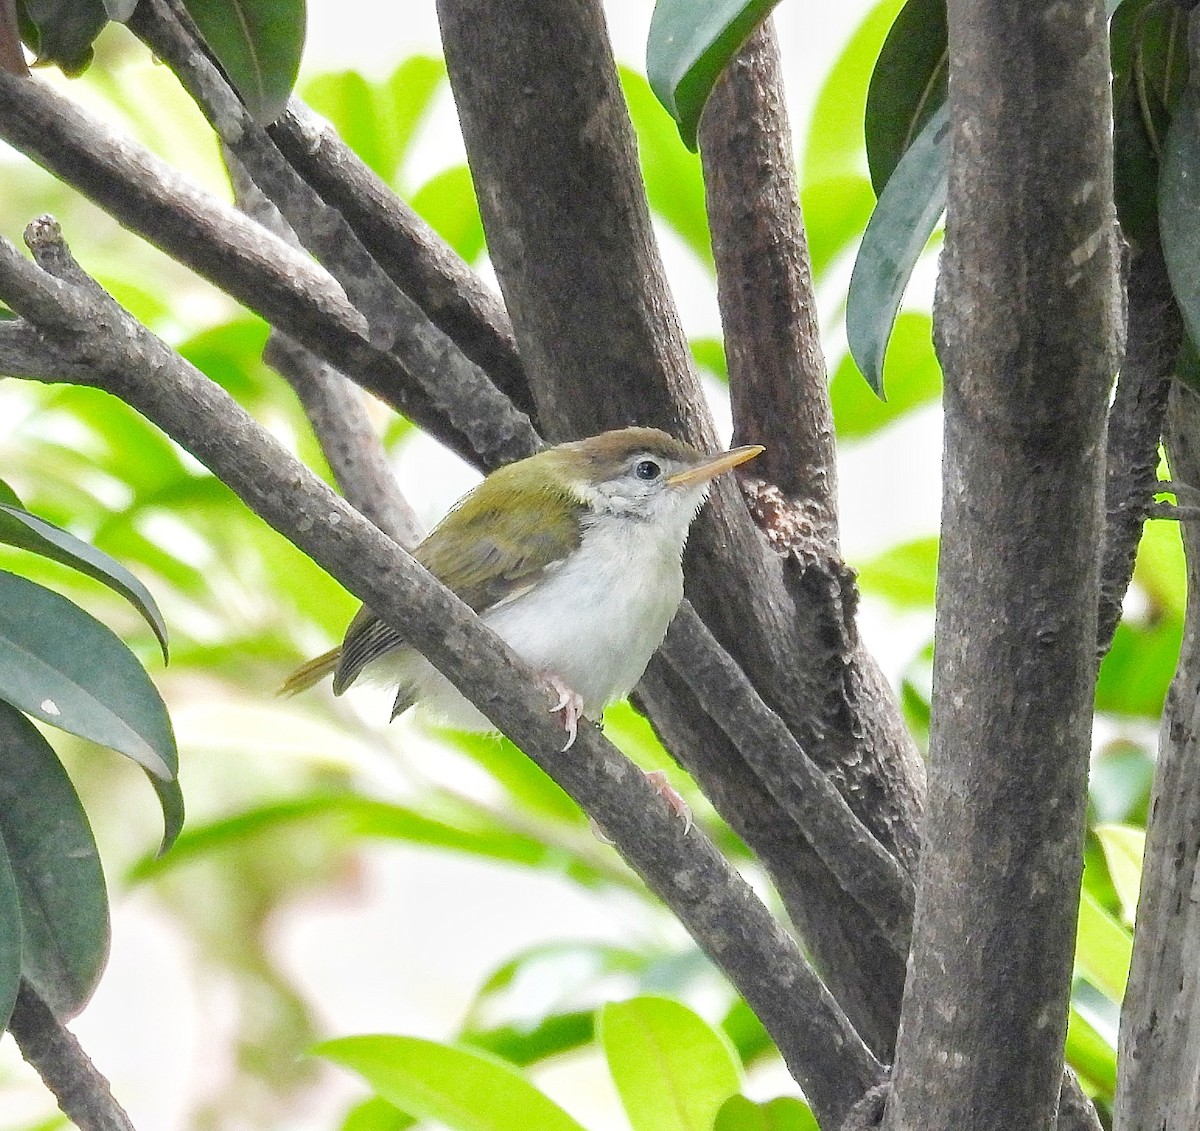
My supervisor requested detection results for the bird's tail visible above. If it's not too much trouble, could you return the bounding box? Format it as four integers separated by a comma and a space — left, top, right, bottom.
279, 648, 340, 697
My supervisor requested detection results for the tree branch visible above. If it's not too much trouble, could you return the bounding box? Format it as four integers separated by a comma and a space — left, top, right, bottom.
1097, 237, 1180, 657
1115, 379, 1200, 1129
437, 0, 925, 1057
0, 216, 884, 1131
883, 0, 1120, 1126
8, 980, 136, 1131
699, 20, 837, 537
0, 67, 538, 472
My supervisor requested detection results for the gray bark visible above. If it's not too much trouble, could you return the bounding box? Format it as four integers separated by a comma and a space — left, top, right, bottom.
883, 1, 1120, 1128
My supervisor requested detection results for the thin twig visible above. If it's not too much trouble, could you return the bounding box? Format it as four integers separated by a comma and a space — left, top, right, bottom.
8, 980, 136, 1131
0, 218, 884, 1130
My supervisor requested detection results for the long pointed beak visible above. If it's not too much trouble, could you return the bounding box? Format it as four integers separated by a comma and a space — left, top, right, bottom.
666, 444, 764, 487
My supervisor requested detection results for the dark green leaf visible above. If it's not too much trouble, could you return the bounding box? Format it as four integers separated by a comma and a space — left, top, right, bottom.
864, 0, 946, 194
846, 103, 948, 395
600, 996, 741, 1131
831, 311, 942, 438
646, 0, 779, 150
19, 0, 107, 73
0, 504, 168, 661
0, 702, 107, 1018
182, 0, 305, 124
0, 831, 20, 1034
410, 166, 485, 264
0, 480, 22, 507
1161, 87, 1200, 349
150, 773, 185, 856
341, 1096, 416, 1131
715, 1095, 818, 1131
621, 67, 711, 263
0, 570, 177, 780
317, 1035, 588, 1131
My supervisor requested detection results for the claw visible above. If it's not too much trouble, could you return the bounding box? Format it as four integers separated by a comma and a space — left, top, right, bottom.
546, 675, 585, 751
645, 769, 693, 835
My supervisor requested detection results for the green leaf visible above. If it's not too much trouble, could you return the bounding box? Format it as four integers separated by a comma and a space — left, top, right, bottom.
0, 480, 23, 507
719, 999, 774, 1066
0, 504, 169, 661
855, 536, 939, 608
317, 1035, 588, 1131
646, 0, 779, 150
410, 166, 486, 264
465, 1011, 595, 1067
600, 996, 741, 1131
715, 1095, 818, 1131
1066, 1004, 1117, 1097
621, 67, 711, 264
1093, 823, 1145, 927
0, 570, 177, 780
1161, 85, 1200, 351
801, 175, 877, 282
341, 1096, 415, 1131
1075, 889, 1132, 1003
0, 830, 21, 1034
804, 0, 906, 185
19, 0, 107, 74
1089, 741, 1154, 827
831, 311, 942, 438
846, 103, 948, 395
1095, 614, 1182, 718
0, 702, 108, 1018
181, 0, 306, 124
302, 56, 446, 186
864, 0, 947, 195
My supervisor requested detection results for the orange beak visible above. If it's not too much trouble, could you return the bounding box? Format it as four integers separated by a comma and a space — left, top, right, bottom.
666, 444, 764, 487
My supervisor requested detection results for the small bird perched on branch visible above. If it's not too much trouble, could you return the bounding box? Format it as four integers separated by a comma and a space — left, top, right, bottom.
283, 426, 762, 755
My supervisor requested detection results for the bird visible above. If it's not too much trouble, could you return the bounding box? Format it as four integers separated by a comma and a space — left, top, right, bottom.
282, 427, 763, 757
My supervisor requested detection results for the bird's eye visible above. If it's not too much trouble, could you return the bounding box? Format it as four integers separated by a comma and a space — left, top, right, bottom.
634, 459, 661, 481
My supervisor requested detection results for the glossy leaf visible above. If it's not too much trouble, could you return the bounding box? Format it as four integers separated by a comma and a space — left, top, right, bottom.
621, 67, 711, 264
0, 503, 168, 661
846, 103, 948, 395
0, 830, 21, 1034
410, 166, 486, 265
1075, 889, 1132, 1003
715, 1095, 818, 1131
19, 0, 107, 74
0, 702, 108, 1018
1093, 823, 1145, 926
646, 0, 779, 150
831, 311, 942, 438
863, 0, 947, 194
600, 996, 741, 1131
804, 0, 905, 185
317, 1035, 588, 1131
182, 0, 306, 124
0, 570, 176, 780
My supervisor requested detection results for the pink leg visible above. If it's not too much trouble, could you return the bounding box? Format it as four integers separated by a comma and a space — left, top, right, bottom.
545, 674, 585, 751
644, 770, 693, 835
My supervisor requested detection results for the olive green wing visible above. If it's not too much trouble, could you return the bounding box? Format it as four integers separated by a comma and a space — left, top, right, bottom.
333, 478, 582, 694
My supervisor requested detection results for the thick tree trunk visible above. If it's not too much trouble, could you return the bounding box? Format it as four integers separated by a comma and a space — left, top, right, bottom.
884, 1, 1120, 1128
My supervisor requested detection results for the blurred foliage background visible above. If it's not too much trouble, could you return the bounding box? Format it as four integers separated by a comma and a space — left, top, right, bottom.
0, 1, 1167, 1128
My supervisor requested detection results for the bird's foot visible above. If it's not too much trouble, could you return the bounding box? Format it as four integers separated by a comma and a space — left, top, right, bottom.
545, 675, 585, 751
644, 770, 693, 835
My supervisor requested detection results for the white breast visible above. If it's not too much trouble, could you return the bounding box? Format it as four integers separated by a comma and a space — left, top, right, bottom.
392, 513, 687, 731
